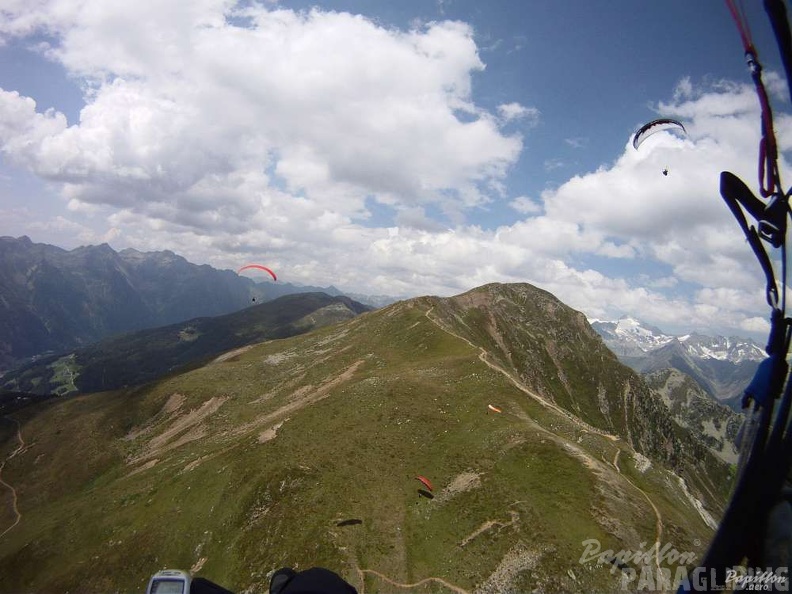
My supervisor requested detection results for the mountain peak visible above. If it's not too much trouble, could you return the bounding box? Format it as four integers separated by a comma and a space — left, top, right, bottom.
0, 282, 728, 592
592, 317, 765, 406
592, 317, 764, 364
590, 317, 674, 357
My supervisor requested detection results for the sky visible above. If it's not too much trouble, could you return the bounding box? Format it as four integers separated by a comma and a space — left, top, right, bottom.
1, 0, 791, 339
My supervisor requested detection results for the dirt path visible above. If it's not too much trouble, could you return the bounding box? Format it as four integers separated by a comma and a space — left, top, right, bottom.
424, 306, 619, 443
459, 510, 520, 547
333, 303, 665, 590
232, 359, 365, 438
424, 305, 666, 562
355, 567, 470, 594
608, 448, 664, 569
209, 345, 255, 364
0, 417, 25, 540
640, 487, 664, 568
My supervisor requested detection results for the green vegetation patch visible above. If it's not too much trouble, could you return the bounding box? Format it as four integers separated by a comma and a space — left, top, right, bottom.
0, 290, 726, 593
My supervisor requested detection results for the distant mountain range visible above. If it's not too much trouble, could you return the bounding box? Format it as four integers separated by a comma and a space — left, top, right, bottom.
591, 317, 764, 408
0, 292, 371, 396
0, 236, 394, 372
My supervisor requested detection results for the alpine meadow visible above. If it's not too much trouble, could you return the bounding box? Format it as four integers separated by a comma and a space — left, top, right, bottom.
0, 284, 730, 593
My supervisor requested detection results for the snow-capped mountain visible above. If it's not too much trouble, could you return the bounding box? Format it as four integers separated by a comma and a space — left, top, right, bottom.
590, 317, 764, 364
677, 333, 765, 364
589, 317, 675, 357
591, 317, 765, 408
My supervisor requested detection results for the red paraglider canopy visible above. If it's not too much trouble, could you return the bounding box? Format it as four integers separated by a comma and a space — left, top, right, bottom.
237, 264, 277, 281
415, 475, 433, 492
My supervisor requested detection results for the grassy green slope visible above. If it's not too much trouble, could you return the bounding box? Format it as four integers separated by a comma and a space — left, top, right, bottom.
0, 289, 723, 593
425, 285, 732, 489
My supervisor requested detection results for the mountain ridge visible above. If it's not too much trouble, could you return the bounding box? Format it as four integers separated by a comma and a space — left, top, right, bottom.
0, 236, 393, 371
0, 282, 729, 593
0, 292, 371, 396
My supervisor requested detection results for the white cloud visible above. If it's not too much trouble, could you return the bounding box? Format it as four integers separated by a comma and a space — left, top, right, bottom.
740, 316, 771, 335
0, 2, 789, 339
0, 2, 522, 226
673, 76, 694, 102
497, 102, 539, 125
500, 76, 790, 335
642, 275, 678, 289
543, 158, 565, 172
564, 137, 587, 149
0, 91, 70, 168
536, 77, 792, 303
509, 195, 541, 214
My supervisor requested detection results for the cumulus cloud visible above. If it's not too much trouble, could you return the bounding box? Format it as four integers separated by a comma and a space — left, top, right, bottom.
27, 214, 121, 244
516, 76, 789, 334
0, 2, 522, 225
0, 1, 789, 338
740, 316, 771, 334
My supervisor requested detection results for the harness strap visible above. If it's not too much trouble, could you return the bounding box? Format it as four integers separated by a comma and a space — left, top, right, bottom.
720, 172, 780, 308
726, 0, 783, 197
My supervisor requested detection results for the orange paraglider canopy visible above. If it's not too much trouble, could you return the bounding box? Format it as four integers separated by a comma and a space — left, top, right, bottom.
415, 475, 433, 491
237, 264, 277, 281
488, 404, 502, 413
